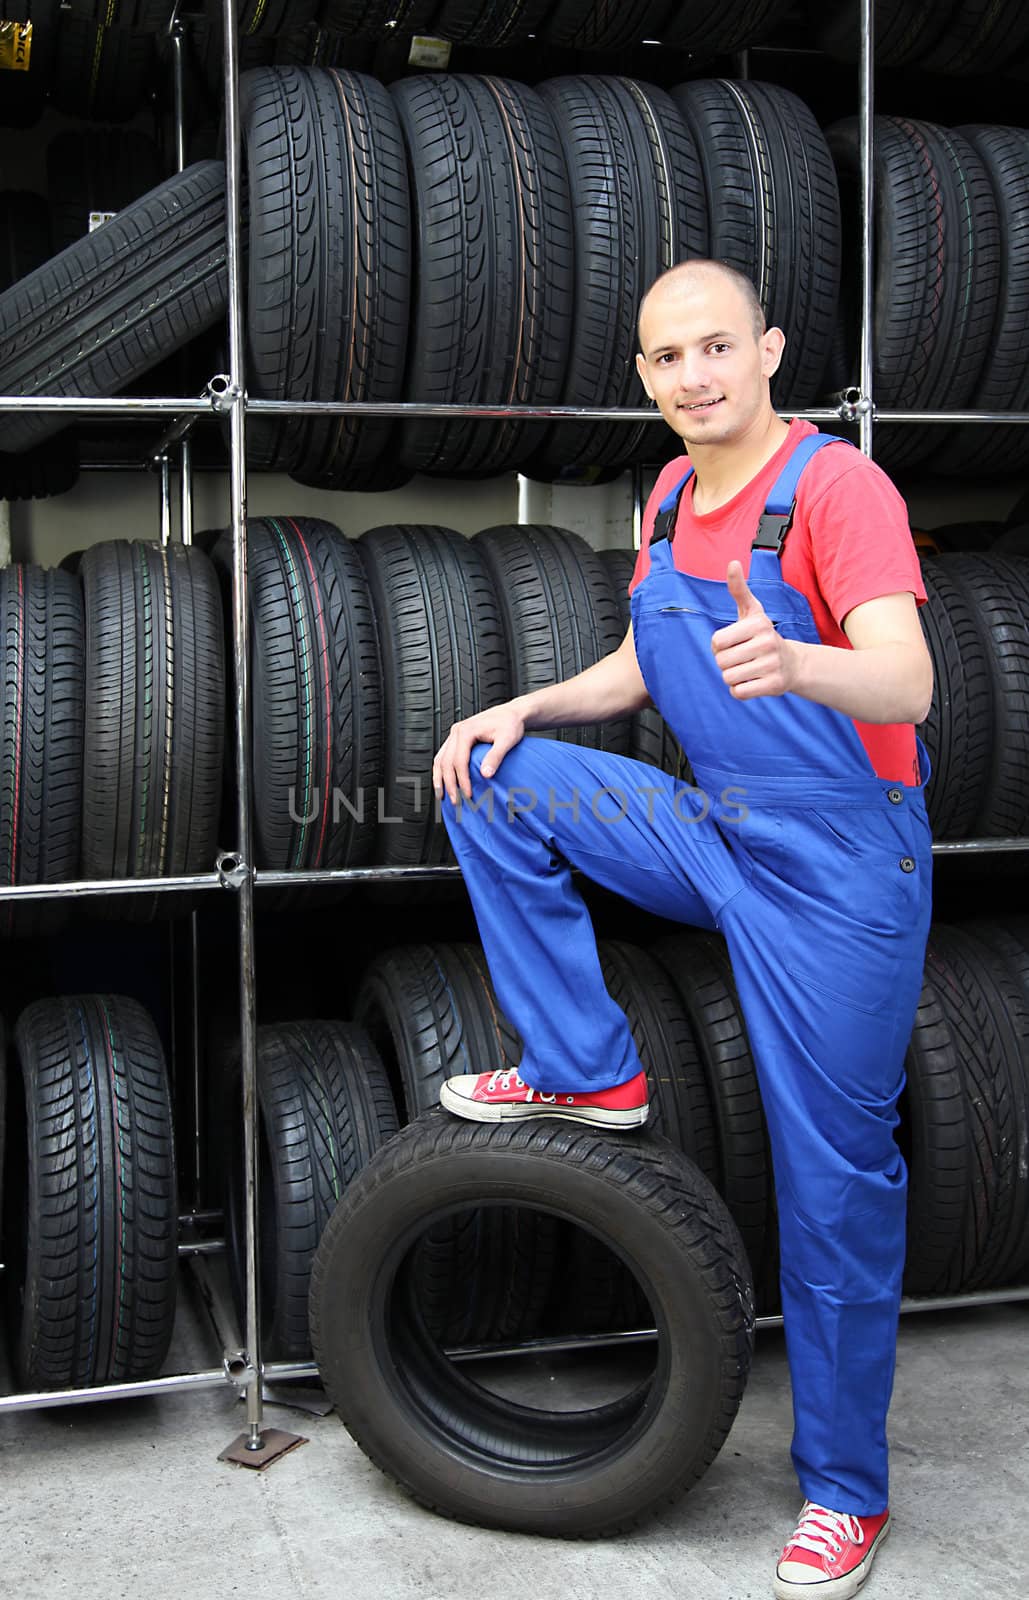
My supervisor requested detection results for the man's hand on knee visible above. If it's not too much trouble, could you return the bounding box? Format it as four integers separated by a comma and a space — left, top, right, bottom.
432, 703, 528, 805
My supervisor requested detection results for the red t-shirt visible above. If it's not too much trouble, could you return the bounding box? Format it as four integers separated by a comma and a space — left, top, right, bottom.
629, 418, 928, 786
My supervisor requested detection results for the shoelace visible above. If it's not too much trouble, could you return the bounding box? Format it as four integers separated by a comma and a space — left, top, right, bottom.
484, 1067, 556, 1102
786, 1504, 864, 1564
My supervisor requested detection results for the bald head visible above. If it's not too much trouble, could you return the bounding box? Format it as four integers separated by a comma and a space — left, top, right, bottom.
638, 260, 766, 347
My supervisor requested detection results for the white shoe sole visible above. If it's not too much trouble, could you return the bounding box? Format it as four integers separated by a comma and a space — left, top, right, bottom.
438, 1081, 649, 1129
772, 1517, 890, 1600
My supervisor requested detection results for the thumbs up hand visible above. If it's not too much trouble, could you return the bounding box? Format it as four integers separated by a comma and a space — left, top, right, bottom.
711, 561, 798, 699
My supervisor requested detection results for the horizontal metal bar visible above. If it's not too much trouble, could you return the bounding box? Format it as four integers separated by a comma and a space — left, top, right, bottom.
931, 838, 1029, 856
253, 864, 463, 887
5, 1285, 1022, 1410
875, 410, 1029, 425
262, 1361, 320, 1383
177, 1238, 225, 1257
2, 839, 1022, 908
179, 1211, 224, 1228
448, 1327, 661, 1363
0, 395, 213, 416
0, 871, 223, 903
0, 1368, 236, 1413
243, 400, 855, 423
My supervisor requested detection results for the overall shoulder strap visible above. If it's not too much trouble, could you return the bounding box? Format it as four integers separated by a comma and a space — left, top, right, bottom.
649, 468, 694, 545
752, 432, 853, 556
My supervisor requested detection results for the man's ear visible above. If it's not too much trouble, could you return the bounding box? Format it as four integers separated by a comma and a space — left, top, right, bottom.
761, 326, 786, 379
636, 350, 655, 398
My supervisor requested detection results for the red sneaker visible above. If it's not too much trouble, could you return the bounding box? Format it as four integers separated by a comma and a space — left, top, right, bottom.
774, 1503, 891, 1599
439, 1066, 649, 1129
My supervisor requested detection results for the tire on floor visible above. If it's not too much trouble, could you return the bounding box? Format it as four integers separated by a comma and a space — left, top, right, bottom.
309, 1114, 754, 1536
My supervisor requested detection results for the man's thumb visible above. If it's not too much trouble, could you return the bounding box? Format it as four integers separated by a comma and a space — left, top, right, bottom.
727, 560, 762, 619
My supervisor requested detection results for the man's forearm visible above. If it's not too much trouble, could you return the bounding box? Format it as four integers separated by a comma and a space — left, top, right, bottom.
787, 638, 933, 726
518, 633, 652, 731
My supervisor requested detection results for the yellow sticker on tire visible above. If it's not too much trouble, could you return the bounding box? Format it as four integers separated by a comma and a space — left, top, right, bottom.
0, 20, 32, 72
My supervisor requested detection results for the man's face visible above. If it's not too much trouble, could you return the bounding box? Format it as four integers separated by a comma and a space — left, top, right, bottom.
635, 272, 783, 448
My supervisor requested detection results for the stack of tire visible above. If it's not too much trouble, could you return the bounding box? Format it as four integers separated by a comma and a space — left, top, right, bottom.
918, 553, 1029, 839
226, 909, 1029, 1361
815, 0, 1029, 77
0, 541, 225, 924
212, 517, 629, 875
237, 65, 842, 488
826, 116, 1029, 475
0, 994, 179, 1390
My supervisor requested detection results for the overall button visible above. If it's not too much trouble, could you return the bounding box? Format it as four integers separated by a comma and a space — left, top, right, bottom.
887, 788, 903, 804
900, 856, 916, 873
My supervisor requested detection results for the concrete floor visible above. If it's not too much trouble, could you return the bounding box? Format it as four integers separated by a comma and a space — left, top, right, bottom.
0, 1295, 1025, 1600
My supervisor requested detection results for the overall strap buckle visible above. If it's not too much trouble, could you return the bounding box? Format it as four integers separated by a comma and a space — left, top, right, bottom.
649, 468, 694, 545
750, 430, 853, 558
752, 509, 795, 554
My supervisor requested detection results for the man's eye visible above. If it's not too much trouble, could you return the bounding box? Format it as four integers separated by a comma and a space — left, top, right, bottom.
709, 343, 731, 354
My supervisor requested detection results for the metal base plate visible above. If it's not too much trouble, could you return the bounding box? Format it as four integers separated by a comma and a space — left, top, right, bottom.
218, 1428, 308, 1470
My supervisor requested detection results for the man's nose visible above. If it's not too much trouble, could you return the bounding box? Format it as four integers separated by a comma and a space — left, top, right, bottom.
678, 354, 709, 391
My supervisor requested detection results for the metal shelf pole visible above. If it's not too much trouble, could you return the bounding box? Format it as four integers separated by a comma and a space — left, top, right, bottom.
859, 0, 875, 456
219, 0, 265, 1454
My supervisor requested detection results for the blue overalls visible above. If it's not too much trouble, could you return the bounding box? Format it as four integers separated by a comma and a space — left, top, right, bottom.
442, 432, 933, 1514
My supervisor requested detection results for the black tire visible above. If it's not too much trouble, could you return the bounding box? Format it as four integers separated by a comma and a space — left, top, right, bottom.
309, 1114, 754, 1536
813, 0, 955, 67
235, 0, 320, 33
352, 941, 557, 1344
357, 525, 510, 868
319, 0, 436, 31
273, 21, 349, 66
917, 557, 993, 840
523, 75, 707, 480
239, 67, 411, 486
596, 940, 717, 1180
993, 524, 1029, 557
3, 994, 177, 1389
46, 127, 163, 256
0, 0, 59, 128
427, 0, 552, 44
65, 0, 176, 23
919, 0, 1029, 74
212, 517, 383, 874
650, 931, 774, 1288
925, 925, 1029, 1292
0, 566, 84, 938
475, 524, 630, 755
952, 918, 1029, 1287
896, 965, 973, 1296
0, 162, 228, 455
224, 1021, 398, 1361
935, 554, 1029, 838
934, 127, 1029, 477
826, 116, 1000, 474
80, 541, 225, 890
0, 192, 79, 499
671, 79, 841, 409
391, 73, 573, 477
51, 13, 158, 121
539, 0, 667, 50
659, 0, 794, 56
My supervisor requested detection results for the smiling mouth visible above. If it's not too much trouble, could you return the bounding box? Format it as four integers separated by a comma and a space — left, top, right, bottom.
679, 397, 724, 412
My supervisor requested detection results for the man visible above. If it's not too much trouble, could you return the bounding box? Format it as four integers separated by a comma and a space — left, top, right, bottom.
431, 259, 933, 1599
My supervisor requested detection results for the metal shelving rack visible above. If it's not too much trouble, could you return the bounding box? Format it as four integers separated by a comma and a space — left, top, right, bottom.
2, 0, 1029, 1442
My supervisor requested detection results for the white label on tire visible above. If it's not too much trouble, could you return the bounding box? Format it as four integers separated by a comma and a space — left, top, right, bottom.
408, 36, 452, 68
88, 211, 117, 233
